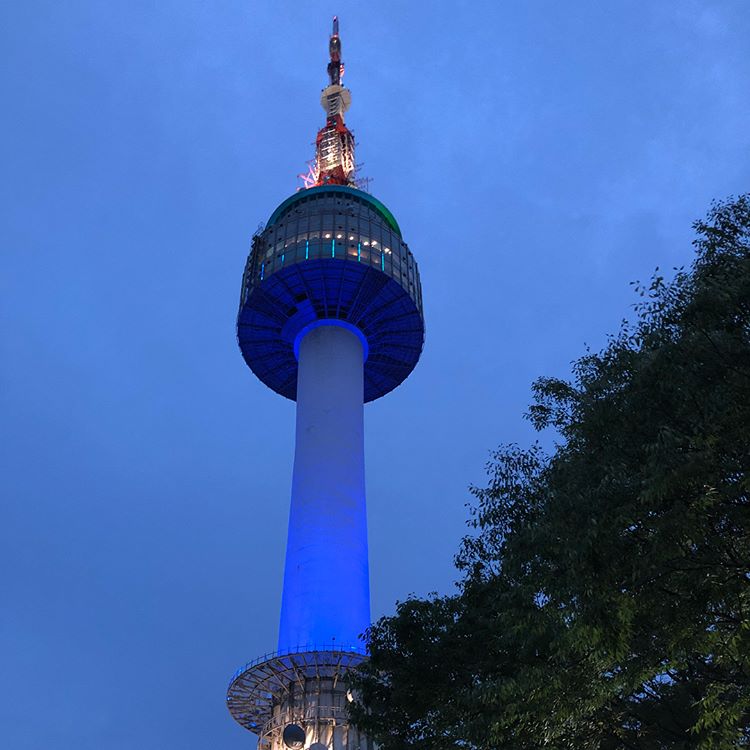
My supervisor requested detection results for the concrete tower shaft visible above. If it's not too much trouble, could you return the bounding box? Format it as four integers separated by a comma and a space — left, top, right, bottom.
279, 322, 370, 651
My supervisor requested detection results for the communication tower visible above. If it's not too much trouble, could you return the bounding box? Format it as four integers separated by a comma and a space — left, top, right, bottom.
227, 18, 424, 750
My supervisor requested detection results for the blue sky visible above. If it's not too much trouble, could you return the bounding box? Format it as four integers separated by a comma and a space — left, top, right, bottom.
2, 1, 749, 748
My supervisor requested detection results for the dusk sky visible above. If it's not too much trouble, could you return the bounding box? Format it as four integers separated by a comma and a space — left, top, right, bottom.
2, 2, 749, 748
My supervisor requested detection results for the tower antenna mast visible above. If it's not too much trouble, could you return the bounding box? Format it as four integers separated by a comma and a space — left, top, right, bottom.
306, 16, 356, 188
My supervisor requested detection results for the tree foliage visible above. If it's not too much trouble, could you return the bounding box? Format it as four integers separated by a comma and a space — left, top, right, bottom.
349, 195, 750, 749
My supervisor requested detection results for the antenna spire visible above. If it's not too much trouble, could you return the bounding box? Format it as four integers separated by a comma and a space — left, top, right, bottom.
327, 16, 342, 86
301, 17, 356, 189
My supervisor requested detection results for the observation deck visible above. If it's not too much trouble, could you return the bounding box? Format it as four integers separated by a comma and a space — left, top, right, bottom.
227, 646, 370, 750
227, 644, 366, 737
237, 185, 424, 403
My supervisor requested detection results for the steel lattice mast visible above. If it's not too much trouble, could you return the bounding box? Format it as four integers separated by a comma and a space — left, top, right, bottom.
227, 18, 425, 750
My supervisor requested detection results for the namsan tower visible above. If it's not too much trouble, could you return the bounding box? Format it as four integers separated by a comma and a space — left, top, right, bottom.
226, 18, 424, 750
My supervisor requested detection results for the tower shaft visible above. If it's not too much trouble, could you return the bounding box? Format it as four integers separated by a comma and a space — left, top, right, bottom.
279, 323, 370, 652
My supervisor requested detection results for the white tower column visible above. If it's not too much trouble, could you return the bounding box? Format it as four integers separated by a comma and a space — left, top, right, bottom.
278, 322, 371, 651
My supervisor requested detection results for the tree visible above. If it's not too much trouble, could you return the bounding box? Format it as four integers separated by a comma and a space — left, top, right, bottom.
350, 195, 750, 749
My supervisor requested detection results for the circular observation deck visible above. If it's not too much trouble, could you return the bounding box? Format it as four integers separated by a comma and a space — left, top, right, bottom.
226, 645, 366, 736
237, 185, 424, 402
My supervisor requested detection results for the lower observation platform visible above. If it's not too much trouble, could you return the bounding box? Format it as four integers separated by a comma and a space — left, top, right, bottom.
227, 646, 366, 740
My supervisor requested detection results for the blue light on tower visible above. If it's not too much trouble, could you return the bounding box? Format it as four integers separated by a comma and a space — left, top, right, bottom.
227, 17, 424, 750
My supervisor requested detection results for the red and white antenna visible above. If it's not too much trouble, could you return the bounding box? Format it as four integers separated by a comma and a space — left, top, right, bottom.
302, 17, 356, 188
